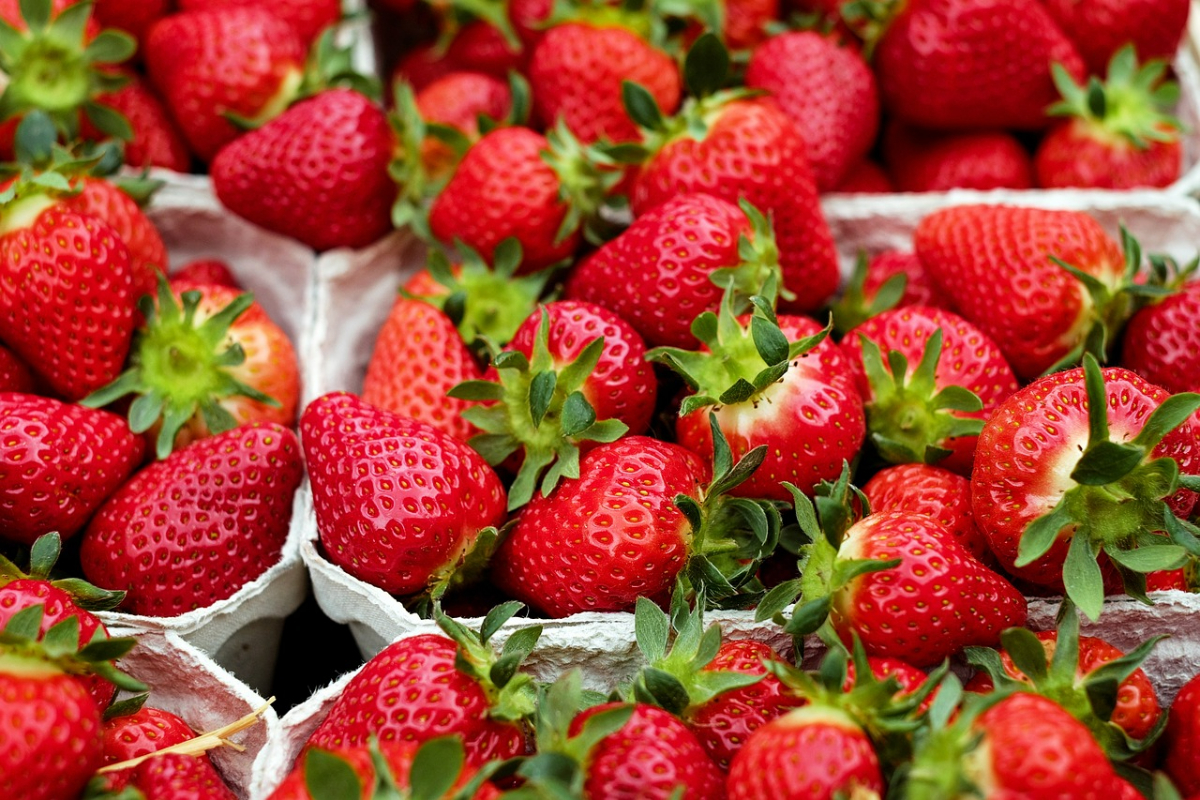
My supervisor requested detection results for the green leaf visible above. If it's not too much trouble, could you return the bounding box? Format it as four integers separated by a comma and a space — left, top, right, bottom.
683, 32, 729, 98
304, 748, 364, 800
1132, 392, 1200, 450
751, 313, 789, 366
560, 392, 596, 437
622, 81, 664, 131
1016, 503, 1075, 567
20, 0, 50, 30
13, 110, 56, 164
82, 102, 133, 142
1071, 440, 1146, 485
447, 380, 505, 402
1063, 532, 1105, 622
529, 370, 557, 428
481, 601, 524, 644
41, 615, 80, 655
999, 628, 1048, 682
1105, 545, 1188, 574
28, 532, 60, 578
1082, 353, 1110, 447
4, 604, 42, 639
409, 737, 463, 800
83, 29, 137, 64
635, 597, 671, 663
782, 596, 831, 637
641, 668, 690, 716
755, 578, 801, 622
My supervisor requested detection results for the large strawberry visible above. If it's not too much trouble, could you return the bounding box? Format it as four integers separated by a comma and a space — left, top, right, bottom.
1035, 46, 1183, 190
300, 392, 507, 598
743, 30, 879, 191
563, 194, 784, 349
0, 178, 136, 400
1041, 0, 1190, 75
0, 394, 144, 545
212, 88, 396, 251
80, 422, 303, 617
914, 204, 1130, 380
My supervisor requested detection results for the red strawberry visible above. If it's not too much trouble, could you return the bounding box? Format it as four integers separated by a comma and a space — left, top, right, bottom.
300, 392, 507, 597
305, 621, 535, 768
840, 305, 1020, 475
564, 194, 783, 349
92, 0, 168, 48
1035, 46, 1183, 190
126, 753, 237, 800
833, 160, 893, 193
529, 22, 681, 144
0, 394, 144, 545
971, 359, 1200, 614
0, 186, 136, 400
413, 71, 512, 178
870, 0, 1086, 130
1041, 0, 1190, 75
80, 422, 303, 617
1122, 275, 1200, 394
1164, 670, 1200, 793
177, 0, 343, 46
863, 463, 986, 560
63, 176, 168, 302
145, 7, 306, 161
83, 279, 300, 459
569, 703, 726, 799
87, 73, 191, 172
882, 123, 1034, 192
102, 706, 196, 771
914, 204, 1127, 380
171, 259, 242, 289
726, 705, 884, 800
842, 656, 930, 703
0, 344, 35, 392
212, 88, 395, 251
744, 31, 879, 191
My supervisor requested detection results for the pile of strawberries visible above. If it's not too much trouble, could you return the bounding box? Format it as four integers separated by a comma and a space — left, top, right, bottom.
3, 0, 1200, 797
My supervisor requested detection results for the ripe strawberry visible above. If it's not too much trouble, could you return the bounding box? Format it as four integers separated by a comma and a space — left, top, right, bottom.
870, 0, 1086, 130
305, 613, 537, 768
863, 463, 986, 560
744, 30, 879, 191
1122, 273, 1200, 394
83, 278, 300, 459
125, 753, 237, 800
914, 204, 1127, 380
1035, 46, 1183, 190
300, 392, 507, 597
102, 705, 196, 769
86, 73, 191, 172
212, 88, 395, 251
171, 259, 242, 289
177, 0, 343, 46
0, 395, 144, 545
833, 160, 893, 193
63, 176, 168, 302
0, 345, 35, 392
1041, 0, 1190, 75
1164, 670, 1200, 793
882, 123, 1034, 192
564, 194, 784, 349
80, 422, 303, 617
144, 7, 306, 161
727, 705, 884, 799
971, 358, 1200, 616
92, 0, 168, 49
628, 68, 840, 314
413, 71, 512, 179
840, 305, 1020, 475
0, 182, 136, 400
529, 21, 681, 144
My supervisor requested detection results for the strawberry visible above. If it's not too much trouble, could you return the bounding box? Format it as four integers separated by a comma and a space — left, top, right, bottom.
305, 609, 538, 768
101, 705, 196, 776
867, 0, 1086, 130
651, 289, 865, 501
529, 21, 681, 144
144, 7, 306, 162
881, 123, 1035, 192
1164, 670, 1200, 793
833, 160, 893, 193
0, 179, 136, 401
92, 0, 168, 49
171, 259, 242, 289
743, 30, 879, 191
1035, 46, 1184, 190
913, 204, 1129, 380
965, 599, 1163, 757
85, 73, 191, 172
727, 705, 884, 799
563, 194, 784, 349
971, 357, 1200, 617
0, 344, 35, 392
840, 305, 1020, 475
212, 88, 395, 251
177, 0, 343, 46
1122, 268, 1200, 394
1041, 0, 1190, 75
625, 40, 840, 314
79, 422, 303, 617
123, 753, 237, 799
300, 392, 507, 598
830, 251, 951, 334
863, 463, 986, 560
413, 71, 513, 179
82, 278, 299, 459
0, 394, 144, 545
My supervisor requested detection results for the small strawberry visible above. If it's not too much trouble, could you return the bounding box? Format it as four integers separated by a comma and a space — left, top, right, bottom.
212, 88, 396, 251
1041, 0, 1190, 75
1122, 260, 1200, 394
744, 30, 879, 191
1035, 45, 1184, 190
300, 392, 507, 598
85, 72, 191, 172
305, 608, 538, 768
882, 123, 1034, 192
101, 704, 197, 780
80, 422, 303, 617
0, 394, 144, 546
862, 463, 987, 560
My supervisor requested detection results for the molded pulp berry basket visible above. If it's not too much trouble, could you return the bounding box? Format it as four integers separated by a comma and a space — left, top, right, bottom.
96, 177, 316, 695
108, 629, 280, 800
302, 188, 1200, 706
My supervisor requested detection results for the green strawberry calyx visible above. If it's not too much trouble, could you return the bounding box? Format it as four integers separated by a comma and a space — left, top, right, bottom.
858, 327, 985, 467
1015, 354, 1200, 621
389, 80, 438, 236
435, 602, 542, 725
0, 532, 125, 611
963, 597, 1167, 760
300, 737, 499, 800
80, 274, 281, 460
829, 252, 907, 335
0, 604, 146, 694
1048, 44, 1183, 151
540, 120, 625, 247
0, 0, 134, 144
448, 306, 629, 511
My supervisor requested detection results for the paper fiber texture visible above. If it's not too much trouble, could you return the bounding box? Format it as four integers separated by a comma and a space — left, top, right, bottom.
96, 177, 316, 695
107, 629, 280, 800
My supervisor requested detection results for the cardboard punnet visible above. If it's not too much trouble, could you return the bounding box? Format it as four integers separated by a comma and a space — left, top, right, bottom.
300, 189, 1200, 702
95, 177, 316, 695
107, 629, 280, 800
